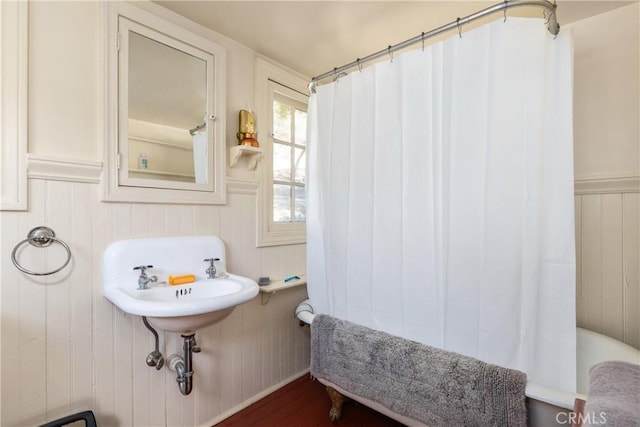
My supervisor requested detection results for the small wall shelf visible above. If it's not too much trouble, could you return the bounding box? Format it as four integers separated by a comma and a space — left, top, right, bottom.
259, 274, 307, 305
130, 135, 193, 151
230, 145, 263, 170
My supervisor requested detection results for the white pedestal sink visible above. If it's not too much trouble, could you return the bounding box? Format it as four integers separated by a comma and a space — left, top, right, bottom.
103, 235, 258, 333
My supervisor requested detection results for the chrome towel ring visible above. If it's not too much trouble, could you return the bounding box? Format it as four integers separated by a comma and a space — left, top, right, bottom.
11, 226, 72, 276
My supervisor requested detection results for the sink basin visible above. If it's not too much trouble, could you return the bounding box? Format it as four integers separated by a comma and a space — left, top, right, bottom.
103, 236, 258, 332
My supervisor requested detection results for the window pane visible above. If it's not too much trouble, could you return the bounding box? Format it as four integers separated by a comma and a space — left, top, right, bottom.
270, 92, 307, 227
273, 100, 291, 142
273, 184, 292, 222
294, 185, 306, 222
294, 147, 306, 184
273, 142, 291, 181
294, 109, 307, 145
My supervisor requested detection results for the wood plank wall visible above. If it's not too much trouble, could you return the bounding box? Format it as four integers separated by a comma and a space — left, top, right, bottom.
2, 177, 639, 426
575, 192, 640, 349
0, 178, 309, 427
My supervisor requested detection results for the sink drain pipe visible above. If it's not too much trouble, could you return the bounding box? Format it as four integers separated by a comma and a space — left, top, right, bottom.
167, 332, 200, 396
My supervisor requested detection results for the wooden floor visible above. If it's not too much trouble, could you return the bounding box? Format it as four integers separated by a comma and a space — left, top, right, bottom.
215, 375, 404, 426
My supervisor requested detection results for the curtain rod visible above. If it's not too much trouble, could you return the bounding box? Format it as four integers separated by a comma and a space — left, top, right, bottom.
308, 0, 558, 92
189, 123, 206, 136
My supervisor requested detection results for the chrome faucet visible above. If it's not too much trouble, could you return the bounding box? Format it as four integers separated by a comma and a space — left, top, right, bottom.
203, 258, 220, 279
134, 265, 158, 290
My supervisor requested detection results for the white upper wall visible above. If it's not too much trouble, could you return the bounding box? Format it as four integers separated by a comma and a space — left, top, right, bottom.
27, 0, 305, 164
29, 1, 101, 161
568, 2, 640, 180
27, 1, 640, 180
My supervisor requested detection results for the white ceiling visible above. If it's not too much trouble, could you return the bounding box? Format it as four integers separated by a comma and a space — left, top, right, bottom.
155, 0, 634, 79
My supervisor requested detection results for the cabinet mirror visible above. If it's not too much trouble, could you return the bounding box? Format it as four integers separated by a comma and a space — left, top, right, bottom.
103, 3, 226, 204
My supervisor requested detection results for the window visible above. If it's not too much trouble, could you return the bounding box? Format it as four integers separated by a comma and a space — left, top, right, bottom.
272, 92, 307, 223
255, 59, 309, 246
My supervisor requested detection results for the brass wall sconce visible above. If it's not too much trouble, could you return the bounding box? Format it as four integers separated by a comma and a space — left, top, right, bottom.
237, 109, 259, 147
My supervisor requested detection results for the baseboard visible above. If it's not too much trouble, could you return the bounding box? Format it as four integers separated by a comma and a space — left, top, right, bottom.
199, 369, 310, 427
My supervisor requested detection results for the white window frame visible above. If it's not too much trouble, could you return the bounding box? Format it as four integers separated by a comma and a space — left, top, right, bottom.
255, 58, 309, 247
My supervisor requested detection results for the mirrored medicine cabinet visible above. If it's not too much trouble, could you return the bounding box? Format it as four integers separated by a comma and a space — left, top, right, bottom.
102, 2, 226, 204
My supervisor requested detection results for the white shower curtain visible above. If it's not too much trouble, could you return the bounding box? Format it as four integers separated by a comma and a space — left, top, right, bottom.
307, 18, 576, 393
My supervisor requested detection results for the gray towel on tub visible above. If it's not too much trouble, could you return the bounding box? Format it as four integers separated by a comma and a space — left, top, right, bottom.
311, 314, 527, 426
583, 361, 640, 427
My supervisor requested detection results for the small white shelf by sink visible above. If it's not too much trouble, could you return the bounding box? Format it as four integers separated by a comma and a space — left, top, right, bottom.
259, 274, 307, 305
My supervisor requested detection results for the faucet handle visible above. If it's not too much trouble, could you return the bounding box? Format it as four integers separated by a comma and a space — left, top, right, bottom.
203, 258, 220, 279
134, 265, 153, 273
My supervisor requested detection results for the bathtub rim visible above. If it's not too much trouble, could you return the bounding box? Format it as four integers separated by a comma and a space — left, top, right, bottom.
294, 299, 639, 411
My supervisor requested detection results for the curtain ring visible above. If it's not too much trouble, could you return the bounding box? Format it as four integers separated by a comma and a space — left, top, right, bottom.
421, 32, 425, 51
332, 69, 348, 82
457, 18, 462, 38
543, 7, 559, 38
356, 58, 363, 73
387, 45, 393, 63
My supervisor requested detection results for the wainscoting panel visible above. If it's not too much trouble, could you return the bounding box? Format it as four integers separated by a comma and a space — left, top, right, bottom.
623, 194, 640, 349
1, 178, 309, 427
3, 174, 638, 426
576, 192, 640, 349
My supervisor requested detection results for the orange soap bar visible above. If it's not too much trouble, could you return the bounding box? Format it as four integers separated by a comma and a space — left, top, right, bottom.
168, 274, 196, 285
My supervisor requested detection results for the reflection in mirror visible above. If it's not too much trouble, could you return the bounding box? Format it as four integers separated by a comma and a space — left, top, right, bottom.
127, 31, 207, 184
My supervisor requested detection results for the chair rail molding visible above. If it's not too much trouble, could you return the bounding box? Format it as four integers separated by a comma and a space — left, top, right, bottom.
26, 154, 256, 197
575, 173, 640, 195
27, 154, 103, 184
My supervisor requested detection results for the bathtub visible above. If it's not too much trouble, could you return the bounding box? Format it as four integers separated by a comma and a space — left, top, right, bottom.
295, 299, 640, 426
